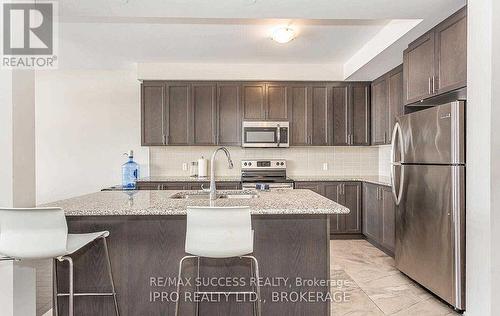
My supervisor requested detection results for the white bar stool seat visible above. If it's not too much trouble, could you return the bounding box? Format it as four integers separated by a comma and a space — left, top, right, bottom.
0, 207, 119, 316
175, 206, 261, 316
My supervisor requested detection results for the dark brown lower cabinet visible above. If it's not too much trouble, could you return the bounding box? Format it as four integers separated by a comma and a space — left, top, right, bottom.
363, 182, 396, 255
136, 181, 241, 191
295, 181, 362, 236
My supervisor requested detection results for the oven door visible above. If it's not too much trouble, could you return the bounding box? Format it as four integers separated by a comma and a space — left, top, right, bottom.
242, 127, 279, 147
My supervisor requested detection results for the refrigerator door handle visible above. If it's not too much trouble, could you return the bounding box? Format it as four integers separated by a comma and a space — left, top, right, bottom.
391, 122, 405, 206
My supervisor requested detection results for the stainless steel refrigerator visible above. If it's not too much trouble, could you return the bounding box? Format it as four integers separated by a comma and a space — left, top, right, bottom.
390, 101, 465, 310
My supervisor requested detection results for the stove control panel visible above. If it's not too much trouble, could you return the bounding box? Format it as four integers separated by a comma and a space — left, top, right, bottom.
241, 159, 286, 169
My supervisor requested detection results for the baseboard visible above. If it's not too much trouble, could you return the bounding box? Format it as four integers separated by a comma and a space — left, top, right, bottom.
364, 236, 395, 258
330, 233, 364, 240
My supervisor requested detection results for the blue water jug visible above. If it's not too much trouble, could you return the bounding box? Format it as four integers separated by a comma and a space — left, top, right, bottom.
122, 150, 139, 189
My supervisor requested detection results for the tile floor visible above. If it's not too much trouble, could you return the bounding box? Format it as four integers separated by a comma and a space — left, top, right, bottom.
330, 240, 461, 316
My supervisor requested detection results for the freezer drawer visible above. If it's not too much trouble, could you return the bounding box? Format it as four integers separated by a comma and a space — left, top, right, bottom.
396, 101, 465, 164
395, 164, 465, 309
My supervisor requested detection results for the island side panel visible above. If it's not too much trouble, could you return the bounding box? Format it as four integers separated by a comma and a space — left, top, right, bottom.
56, 215, 330, 316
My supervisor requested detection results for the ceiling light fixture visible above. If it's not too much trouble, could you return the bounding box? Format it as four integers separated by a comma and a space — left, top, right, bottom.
271, 27, 296, 44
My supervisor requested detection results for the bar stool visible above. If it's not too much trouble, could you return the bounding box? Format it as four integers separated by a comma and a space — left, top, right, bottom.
175, 206, 261, 316
0, 207, 120, 316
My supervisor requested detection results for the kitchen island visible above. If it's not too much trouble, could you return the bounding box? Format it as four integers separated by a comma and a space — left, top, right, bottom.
46, 189, 348, 316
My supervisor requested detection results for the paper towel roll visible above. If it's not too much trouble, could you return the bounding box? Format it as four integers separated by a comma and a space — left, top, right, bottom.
197, 157, 208, 178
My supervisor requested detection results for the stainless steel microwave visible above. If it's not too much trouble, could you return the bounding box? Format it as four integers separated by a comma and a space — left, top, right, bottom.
242, 121, 289, 148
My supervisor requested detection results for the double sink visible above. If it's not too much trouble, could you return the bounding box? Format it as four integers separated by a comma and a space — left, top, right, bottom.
170, 190, 259, 200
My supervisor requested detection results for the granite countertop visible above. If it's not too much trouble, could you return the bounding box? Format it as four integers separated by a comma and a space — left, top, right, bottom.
137, 176, 241, 182
44, 189, 349, 216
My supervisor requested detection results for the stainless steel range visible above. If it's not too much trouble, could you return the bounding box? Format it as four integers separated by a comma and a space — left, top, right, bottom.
240, 159, 294, 189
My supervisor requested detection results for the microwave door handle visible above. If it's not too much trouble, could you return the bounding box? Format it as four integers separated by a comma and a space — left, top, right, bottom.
277, 124, 281, 147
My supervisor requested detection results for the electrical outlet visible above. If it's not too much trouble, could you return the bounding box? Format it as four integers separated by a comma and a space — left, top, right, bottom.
322, 163, 328, 171
182, 163, 188, 171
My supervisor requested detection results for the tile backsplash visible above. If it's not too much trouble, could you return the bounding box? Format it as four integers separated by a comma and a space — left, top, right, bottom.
150, 146, 380, 177
378, 145, 392, 177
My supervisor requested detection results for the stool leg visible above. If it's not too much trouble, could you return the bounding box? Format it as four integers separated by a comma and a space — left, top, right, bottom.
249, 258, 257, 316
53, 259, 59, 316
195, 257, 200, 316
175, 256, 196, 316
243, 256, 261, 316
58, 257, 74, 316
102, 237, 120, 316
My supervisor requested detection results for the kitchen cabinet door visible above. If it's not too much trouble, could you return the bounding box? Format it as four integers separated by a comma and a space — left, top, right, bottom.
363, 183, 381, 241
242, 83, 266, 120
187, 182, 242, 191
266, 83, 288, 120
288, 85, 309, 146
342, 182, 362, 233
332, 85, 349, 146
324, 182, 342, 234
165, 83, 191, 145
159, 182, 190, 190
351, 84, 370, 146
141, 82, 165, 146
217, 84, 241, 146
214, 182, 242, 190
403, 32, 435, 104
380, 186, 396, 252
309, 85, 331, 146
434, 7, 467, 94
387, 66, 403, 138
192, 83, 217, 145
371, 77, 387, 145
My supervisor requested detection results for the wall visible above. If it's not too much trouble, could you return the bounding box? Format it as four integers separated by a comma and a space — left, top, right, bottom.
378, 145, 391, 177
35, 69, 149, 204
150, 146, 379, 177
137, 62, 344, 81
0, 70, 13, 206
467, 0, 500, 315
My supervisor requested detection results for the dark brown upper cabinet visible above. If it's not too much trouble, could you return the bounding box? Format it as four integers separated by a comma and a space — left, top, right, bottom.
266, 83, 288, 120
403, 6, 466, 105
309, 84, 331, 146
332, 83, 370, 146
434, 8, 467, 94
242, 83, 266, 120
242, 82, 289, 121
217, 83, 241, 146
191, 83, 217, 145
332, 84, 349, 146
165, 83, 191, 145
371, 65, 403, 145
350, 83, 370, 146
288, 84, 309, 146
387, 67, 404, 138
141, 82, 165, 146
288, 84, 331, 146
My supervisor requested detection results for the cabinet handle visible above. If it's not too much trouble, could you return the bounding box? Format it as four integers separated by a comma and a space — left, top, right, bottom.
432, 76, 437, 93
428, 77, 432, 95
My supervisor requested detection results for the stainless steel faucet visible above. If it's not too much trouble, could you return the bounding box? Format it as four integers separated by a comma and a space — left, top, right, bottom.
203, 147, 234, 200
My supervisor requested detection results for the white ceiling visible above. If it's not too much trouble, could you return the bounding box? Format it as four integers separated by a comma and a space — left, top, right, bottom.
53, 0, 467, 80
